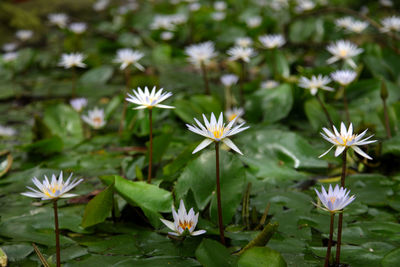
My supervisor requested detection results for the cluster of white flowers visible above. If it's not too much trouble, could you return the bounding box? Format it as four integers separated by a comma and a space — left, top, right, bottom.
69, 22, 87, 34
114, 48, 144, 71
16, 30, 33, 41
335, 17, 368, 33
150, 14, 187, 31
185, 41, 217, 67
48, 13, 69, 28
380, 16, 400, 33
259, 34, 286, 49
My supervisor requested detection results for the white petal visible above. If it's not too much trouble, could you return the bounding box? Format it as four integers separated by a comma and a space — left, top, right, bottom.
334, 146, 346, 157
160, 219, 176, 231
192, 139, 214, 154
191, 230, 206, 236
222, 138, 243, 155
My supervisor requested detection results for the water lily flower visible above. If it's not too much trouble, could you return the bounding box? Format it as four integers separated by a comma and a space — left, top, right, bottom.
186, 112, 249, 154
380, 0, 393, 7
160, 199, 206, 236
16, 30, 33, 41
319, 122, 377, 159
21, 172, 83, 200
214, 1, 227, 11
225, 107, 245, 123
246, 16, 262, 28
261, 80, 280, 89
235, 37, 252, 48
347, 20, 369, 33
295, 0, 316, 13
259, 34, 285, 49
93, 0, 110, 11
69, 22, 87, 34
380, 16, 400, 33
211, 12, 226, 21
58, 53, 86, 69
70, 98, 88, 112
330, 70, 357, 86
326, 40, 363, 68
298, 75, 334, 95
0, 125, 16, 137
189, 2, 201, 11
221, 74, 239, 87
2, 52, 18, 63
314, 184, 355, 213
82, 107, 106, 129
227, 46, 255, 62
48, 13, 69, 28
185, 41, 217, 68
335, 17, 354, 29
114, 48, 144, 71
161, 31, 174, 40
126, 86, 174, 110
2, 43, 17, 52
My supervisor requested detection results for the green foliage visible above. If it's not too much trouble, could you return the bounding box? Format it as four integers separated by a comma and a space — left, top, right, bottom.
81, 184, 114, 228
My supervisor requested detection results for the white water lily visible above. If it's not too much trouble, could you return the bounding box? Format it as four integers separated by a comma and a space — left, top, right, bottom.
227, 46, 255, 62
220, 74, 239, 87
211, 11, 226, 21
161, 31, 174, 40
126, 86, 174, 109
2, 43, 17, 52
319, 122, 377, 159
259, 34, 285, 49
262, 80, 280, 89
48, 13, 69, 28
160, 200, 206, 236
187, 112, 249, 154
295, 0, 316, 13
335, 17, 354, 29
330, 70, 357, 86
114, 48, 144, 71
93, 0, 110, 11
348, 20, 369, 33
0, 125, 16, 137
2, 52, 18, 63
70, 98, 88, 112
69, 22, 87, 34
21, 172, 83, 200
379, 0, 393, 7
82, 107, 106, 129
380, 16, 400, 33
185, 41, 217, 67
59, 53, 86, 69
315, 184, 355, 213
326, 40, 363, 68
225, 107, 245, 123
235, 37, 253, 48
298, 75, 333, 95
246, 16, 262, 28
214, 1, 227, 11
16, 30, 33, 41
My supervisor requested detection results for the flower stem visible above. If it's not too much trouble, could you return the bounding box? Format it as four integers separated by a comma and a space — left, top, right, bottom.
383, 98, 392, 139
336, 149, 347, 266
224, 86, 233, 110
71, 67, 77, 98
325, 213, 335, 267
215, 142, 226, 245
342, 86, 350, 124
200, 61, 210, 95
119, 68, 131, 136
147, 109, 153, 184
239, 60, 246, 106
316, 93, 334, 129
53, 200, 61, 267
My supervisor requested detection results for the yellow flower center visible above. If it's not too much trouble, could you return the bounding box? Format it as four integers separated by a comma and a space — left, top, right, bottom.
339, 49, 348, 57
334, 135, 355, 146
213, 128, 224, 139
44, 185, 62, 198
93, 117, 102, 125
179, 220, 193, 230
329, 197, 337, 204
228, 114, 237, 121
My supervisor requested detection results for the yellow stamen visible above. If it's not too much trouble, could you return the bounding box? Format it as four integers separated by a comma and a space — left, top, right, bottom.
329, 197, 336, 204
339, 49, 348, 57
179, 220, 193, 230
93, 117, 102, 125
229, 114, 237, 121
213, 128, 224, 139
